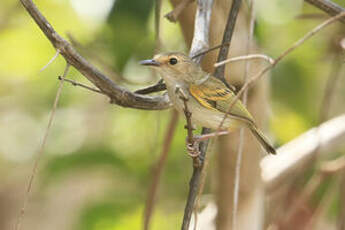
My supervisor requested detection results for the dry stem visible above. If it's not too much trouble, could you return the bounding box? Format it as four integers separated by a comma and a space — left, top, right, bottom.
15, 64, 70, 230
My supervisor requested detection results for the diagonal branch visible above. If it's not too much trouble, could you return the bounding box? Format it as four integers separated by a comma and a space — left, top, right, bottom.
213, 0, 242, 81
20, 0, 171, 110
305, 0, 345, 23
261, 114, 345, 192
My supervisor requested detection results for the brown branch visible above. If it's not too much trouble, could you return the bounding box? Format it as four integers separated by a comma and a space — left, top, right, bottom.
180, 0, 214, 229
143, 110, 179, 230
191, 42, 230, 60
20, 0, 171, 110
134, 79, 167, 95
58, 76, 105, 95
15, 64, 70, 230
305, 0, 345, 23
181, 0, 242, 229
213, 0, 242, 81
217, 11, 345, 132
165, 0, 194, 23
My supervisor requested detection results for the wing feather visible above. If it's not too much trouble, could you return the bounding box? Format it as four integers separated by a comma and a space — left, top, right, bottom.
189, 77, 255, 125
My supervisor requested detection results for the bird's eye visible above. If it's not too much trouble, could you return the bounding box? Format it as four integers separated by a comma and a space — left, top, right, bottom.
169, 58, 178, 65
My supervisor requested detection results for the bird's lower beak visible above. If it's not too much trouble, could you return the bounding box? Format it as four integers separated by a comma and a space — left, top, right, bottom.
139, 59, 161, 67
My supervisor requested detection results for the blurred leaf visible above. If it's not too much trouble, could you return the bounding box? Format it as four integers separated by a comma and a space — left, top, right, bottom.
105, 0, 155, 71
42, 148, 129, 183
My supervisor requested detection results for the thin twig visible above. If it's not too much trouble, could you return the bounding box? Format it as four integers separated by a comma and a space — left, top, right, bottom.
134, 79, 167, 95
214, 54, 274, 68
184, 0, 243, 229
40, 50, 60, 72
319, 53, 344, 122
14, 64, 70, 230
181, 0, 214, 229
305, 0, 345, 24
191, 42, 230, 60
217, 11, 345, 132
232, 1, 256, 229
20, 0, 171, 110
165, 0, 194, 22
58, 76, 105, 95
143, 110, 179, 230
214, 0, 242, 81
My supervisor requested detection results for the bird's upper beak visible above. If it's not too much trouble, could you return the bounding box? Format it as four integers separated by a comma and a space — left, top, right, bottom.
139, 59, 161, 67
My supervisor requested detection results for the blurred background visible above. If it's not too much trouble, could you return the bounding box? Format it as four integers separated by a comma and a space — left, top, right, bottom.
0, 0, 344, 229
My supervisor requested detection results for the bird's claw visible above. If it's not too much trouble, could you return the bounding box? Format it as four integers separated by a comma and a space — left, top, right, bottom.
186, 140, 200, 158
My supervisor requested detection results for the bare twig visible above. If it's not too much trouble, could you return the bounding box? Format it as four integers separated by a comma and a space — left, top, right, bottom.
180, 0, 214, 229
165, 0, 194, 22
213, 0, 242, 81
58, 76, 105, 95
319, 54, 344, 122
217, 11, 345, 132
214, 54, 274, 68
40, 50, 60, 72
14, 64, 70, 230
183, 0, 243, 229
134, 79, 167, 95
232, 1, 256, 229
192, 42, 230, 60
143, 110, 179, 230
20, 0, 171, 110
261, 114, 345, 191
305, 0, 345, 23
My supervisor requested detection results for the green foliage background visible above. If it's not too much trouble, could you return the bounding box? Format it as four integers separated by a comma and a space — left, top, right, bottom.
0, 0, 344, 229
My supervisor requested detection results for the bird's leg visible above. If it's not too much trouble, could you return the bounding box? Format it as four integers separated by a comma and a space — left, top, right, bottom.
175, 86, 201, 158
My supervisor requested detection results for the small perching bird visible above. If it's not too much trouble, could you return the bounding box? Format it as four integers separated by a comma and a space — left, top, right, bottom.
140, 52, 276, 155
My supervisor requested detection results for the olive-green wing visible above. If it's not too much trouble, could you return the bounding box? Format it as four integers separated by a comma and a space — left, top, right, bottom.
189, 77, 255, 124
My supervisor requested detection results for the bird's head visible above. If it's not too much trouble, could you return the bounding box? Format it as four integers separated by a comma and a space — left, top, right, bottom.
140, 52, 202, 83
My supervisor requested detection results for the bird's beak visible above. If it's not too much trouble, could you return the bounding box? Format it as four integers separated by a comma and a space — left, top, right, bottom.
139, 59, 161, 67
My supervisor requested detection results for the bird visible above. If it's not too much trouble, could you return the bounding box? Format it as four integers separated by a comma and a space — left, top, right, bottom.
140, 52, 276, 155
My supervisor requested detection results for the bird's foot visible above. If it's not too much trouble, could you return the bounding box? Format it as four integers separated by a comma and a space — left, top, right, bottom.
186, 140, 200, 158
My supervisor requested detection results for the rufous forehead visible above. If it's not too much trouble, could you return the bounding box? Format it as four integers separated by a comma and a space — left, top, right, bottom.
153, 54, 171, 64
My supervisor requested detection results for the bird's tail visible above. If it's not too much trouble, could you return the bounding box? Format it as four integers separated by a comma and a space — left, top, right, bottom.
249, 125, 276, 155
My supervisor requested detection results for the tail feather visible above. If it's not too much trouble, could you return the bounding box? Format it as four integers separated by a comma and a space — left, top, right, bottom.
249, 125, 276, 155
